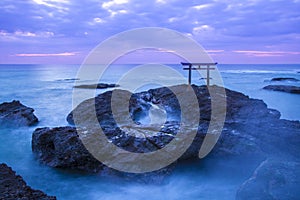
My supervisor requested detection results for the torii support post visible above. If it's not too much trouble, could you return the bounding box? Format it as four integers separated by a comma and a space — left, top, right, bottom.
181, 62, 217, 86
188, 63, 192, 85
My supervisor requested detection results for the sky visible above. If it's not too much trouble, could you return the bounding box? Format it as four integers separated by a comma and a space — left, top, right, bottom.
0, 0, 299, 64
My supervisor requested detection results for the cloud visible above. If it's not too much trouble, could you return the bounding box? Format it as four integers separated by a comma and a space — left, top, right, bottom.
93, 17, 104, 23
102, 0, 129, 9
155, 0, 167, 4
0, 30, 55, 42
233, 50, 300, 57
193, 25, 214, 34
0, 0, 299, 63
0, 30, 54, 37
0, 4, 16, 13
206, 50, 225, 53
14, 52, 77, 57
32, 0, 70, 12
88, 17, 106, 26
192, 4, 212, 10
101, 0, 129, 17
156, 48, 176, 53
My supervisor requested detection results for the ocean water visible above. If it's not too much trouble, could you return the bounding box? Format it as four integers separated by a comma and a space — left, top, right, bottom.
0, 64, 299, 199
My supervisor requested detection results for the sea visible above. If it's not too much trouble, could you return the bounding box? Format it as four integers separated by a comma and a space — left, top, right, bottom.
0, 64, 299, 200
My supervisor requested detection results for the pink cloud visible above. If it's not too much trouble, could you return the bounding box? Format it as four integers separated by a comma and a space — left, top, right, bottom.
206, 49, 225, 53
14, 52, 77, 57
233, 50, 300, 57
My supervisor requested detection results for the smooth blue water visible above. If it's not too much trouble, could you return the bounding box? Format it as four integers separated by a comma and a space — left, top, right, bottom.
0, 64, 299, 199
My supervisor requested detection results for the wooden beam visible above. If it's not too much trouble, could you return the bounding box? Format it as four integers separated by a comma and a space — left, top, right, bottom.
183, 67, 201, 70
183, 67, 215, 70
181, 62, 217, 66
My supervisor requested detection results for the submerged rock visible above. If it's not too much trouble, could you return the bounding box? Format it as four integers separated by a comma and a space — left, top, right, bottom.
236, 160, 300, 200
270, 77, 299, 82
0, 163, 56, 200
56, 78, 80, 82
74, 83, 119, 89
263, 85, 300, 94
0, 100, 38, 127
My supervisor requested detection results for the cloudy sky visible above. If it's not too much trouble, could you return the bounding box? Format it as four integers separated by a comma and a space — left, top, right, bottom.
0, 0, 299, 64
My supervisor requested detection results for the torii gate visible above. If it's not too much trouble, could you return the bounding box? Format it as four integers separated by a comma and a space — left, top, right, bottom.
181, 62, 217, 86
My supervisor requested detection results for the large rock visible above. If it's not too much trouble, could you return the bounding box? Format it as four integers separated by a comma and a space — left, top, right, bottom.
67, 84, 299, 160
0, 163, 56, 200
263, 85, 300, 94
0, 100, 38, 127
236, 160, 300, 200
33, 84, 300, 186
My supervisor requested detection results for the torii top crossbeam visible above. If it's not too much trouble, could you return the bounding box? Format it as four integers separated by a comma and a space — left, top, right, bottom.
181, 62, 217, 86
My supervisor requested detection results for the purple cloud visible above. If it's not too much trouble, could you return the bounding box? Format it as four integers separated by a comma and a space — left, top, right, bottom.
0, 0, 299, 64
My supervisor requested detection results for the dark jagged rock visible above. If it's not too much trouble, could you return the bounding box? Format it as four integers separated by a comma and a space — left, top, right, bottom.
32, 126, 174, 182
270, 77, 299, 82
67, 84, 299, 160
74, 83, 119, 89
236, 160, 300, 200
263, 85, 300, 94
33, 84, 300, 178
0, 163, 56, 200
32, 126, 104, 173
0, 100, 38, 127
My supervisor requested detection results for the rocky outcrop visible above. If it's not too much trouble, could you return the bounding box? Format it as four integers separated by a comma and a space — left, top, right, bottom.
32, 126, 174, 182
0, 163, 56, 200
74, 83, 119, 89
0, 100, 38, 127
236, 160, 300, 200
68, 84, 300, 159
263, 85, 300, 94
32, 84, 300, 177
32, 127, 104, 173
270, 77, 299, 82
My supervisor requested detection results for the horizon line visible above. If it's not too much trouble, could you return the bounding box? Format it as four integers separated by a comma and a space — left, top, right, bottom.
0, 63, 300, 65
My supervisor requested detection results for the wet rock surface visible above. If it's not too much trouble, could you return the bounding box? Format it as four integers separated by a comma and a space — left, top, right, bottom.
0, 163, 56, 200
32, 126, 104, 173
270, 77, 299, 82
32, 126, 175, 182
74, 83, 119, 89
236, 160, 300, 200
263, 85, 300, 94
33, 84, 300, 191
0, 100, 38, 127
67, 85, 299, 159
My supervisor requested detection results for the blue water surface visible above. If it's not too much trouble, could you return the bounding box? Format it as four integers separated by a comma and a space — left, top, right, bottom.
0, 64, 299, 199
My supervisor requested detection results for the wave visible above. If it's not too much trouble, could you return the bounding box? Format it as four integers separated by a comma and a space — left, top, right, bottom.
220, 70, 300, 74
